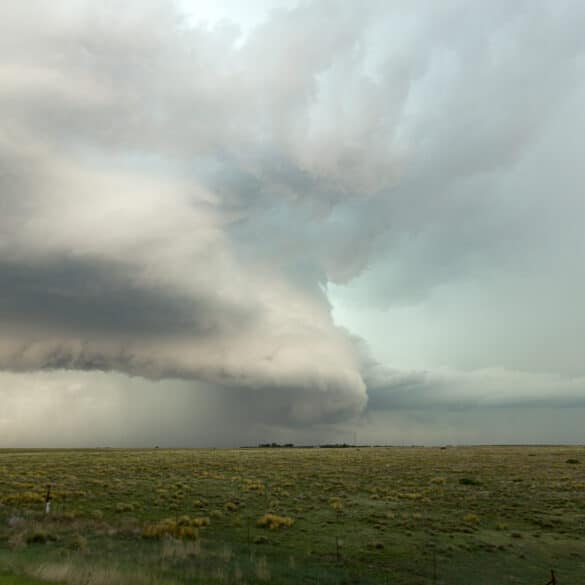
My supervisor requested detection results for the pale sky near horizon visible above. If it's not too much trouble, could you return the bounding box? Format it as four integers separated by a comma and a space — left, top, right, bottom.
1, 0, 585, 447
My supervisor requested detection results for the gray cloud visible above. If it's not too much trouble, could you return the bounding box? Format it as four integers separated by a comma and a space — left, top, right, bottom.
0, 257, 253, 338
1, 0, 585, 444
365, 365, 585, 412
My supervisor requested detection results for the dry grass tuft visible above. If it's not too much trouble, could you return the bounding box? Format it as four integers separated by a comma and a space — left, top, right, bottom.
33, 561, 178, 585
256, 513, 294, 530
142, 516, 209, 540
255, 556, 271, 582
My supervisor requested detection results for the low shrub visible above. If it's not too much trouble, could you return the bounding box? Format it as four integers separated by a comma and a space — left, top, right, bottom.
430, 477, 447, 485
257, 513, 294, 530
115, 502, 134, 513
25, 529, 57, 544
254, 535, 269, 544
459, 478, 482, 486
142, 516, 209, 540
329, 497, 343, 513
68, 534, 88, 551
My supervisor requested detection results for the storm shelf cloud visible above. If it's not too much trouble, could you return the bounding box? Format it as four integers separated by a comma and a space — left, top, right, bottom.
1, 0, 585, 446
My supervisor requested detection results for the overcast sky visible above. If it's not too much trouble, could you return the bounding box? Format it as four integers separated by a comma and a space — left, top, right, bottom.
1, 0, 585, 447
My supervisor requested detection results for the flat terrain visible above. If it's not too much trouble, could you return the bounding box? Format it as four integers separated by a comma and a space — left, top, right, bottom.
1, 446, 584, 584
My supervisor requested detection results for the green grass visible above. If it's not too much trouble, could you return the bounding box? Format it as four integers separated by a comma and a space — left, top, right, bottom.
0, 573, 51, 585
1, 446, 585, 584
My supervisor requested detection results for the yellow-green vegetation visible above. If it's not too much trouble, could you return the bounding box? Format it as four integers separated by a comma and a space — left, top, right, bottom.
329, 497, 343, 513
1, 446, 585, 584
142, 515, 210, 540
256, 514, 294, 530
463, 513, 480, 524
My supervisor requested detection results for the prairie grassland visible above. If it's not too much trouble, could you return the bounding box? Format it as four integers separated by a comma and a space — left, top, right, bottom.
1, 446, 585, 584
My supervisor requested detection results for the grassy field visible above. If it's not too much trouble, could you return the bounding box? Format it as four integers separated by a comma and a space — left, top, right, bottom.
1, 446, 584, 584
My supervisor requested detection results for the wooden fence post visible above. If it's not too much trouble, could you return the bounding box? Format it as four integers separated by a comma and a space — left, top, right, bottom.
44, 484, 52, 515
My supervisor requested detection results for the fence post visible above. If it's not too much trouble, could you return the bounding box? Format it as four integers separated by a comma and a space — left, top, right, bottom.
44, 484, 52, 515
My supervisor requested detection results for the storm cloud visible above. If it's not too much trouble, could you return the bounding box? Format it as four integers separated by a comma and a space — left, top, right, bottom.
1, 0, 585, 445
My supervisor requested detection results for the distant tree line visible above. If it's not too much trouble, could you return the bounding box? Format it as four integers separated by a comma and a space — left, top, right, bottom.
252, 442, 355, 449
257, 442, 295, 448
